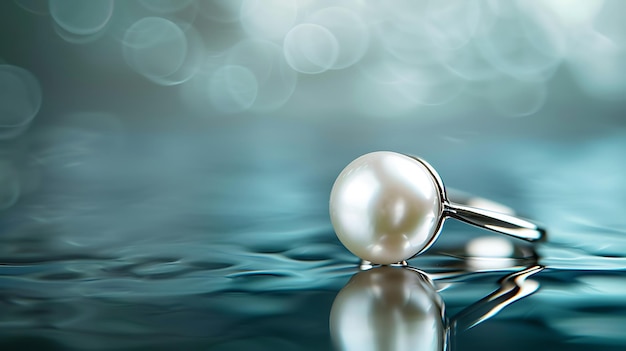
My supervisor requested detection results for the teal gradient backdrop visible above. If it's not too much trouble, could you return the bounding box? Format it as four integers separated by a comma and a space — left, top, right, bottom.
0, 1, 625, 350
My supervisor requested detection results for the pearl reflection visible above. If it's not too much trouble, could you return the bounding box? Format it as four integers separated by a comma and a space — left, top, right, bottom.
330, 266, 445, 351
332, 265, 544, 351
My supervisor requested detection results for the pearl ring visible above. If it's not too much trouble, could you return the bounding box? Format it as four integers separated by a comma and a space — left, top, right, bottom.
329, 151, 547, 265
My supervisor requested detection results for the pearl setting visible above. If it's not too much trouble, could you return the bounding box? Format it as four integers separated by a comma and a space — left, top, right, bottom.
329, 151, 443, 264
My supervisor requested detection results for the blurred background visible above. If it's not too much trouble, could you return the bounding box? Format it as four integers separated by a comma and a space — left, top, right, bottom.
0, 1, 625, 350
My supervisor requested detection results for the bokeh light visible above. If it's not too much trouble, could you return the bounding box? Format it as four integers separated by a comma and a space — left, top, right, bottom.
11, 0, 622, 116
49, 0, 113, 41
0, 64, 41, 135
122, 17, 188, 81
209, 65, 258, 113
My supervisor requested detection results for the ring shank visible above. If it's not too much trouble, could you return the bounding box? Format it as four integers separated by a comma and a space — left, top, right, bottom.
445, 191, 547, 242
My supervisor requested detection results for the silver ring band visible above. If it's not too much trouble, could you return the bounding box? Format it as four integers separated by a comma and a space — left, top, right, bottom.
445, 190, 547, 242
413, 156, 547, 244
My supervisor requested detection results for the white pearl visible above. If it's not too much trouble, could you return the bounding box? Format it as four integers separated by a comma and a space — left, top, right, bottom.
329, 151, 441, 264
330, 267, 445, 351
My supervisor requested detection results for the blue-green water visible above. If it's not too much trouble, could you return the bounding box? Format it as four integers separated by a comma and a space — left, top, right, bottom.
2, 122, 626, 350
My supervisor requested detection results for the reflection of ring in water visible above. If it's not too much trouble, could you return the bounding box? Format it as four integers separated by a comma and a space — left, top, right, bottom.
330, 265, 543, 351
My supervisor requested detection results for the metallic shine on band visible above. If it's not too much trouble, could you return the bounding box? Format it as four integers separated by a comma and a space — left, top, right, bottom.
329, 151, 547, 265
